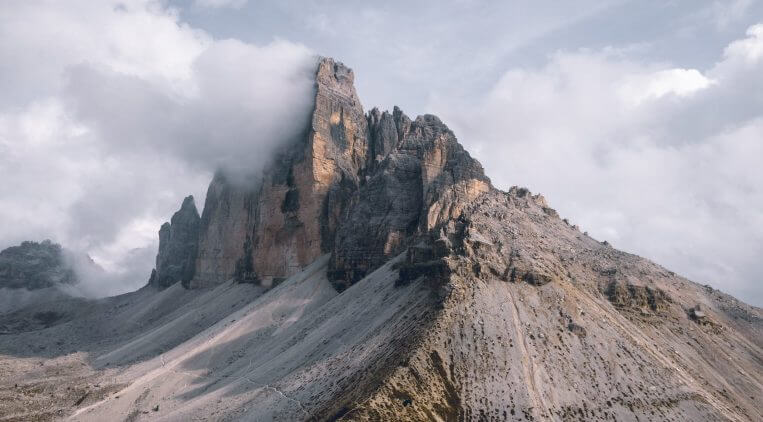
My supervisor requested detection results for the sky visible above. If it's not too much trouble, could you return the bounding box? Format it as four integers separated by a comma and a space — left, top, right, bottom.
0, 0, 761, 304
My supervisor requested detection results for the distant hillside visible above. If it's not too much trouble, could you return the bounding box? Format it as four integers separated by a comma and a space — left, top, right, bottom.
0, 240, 77, 290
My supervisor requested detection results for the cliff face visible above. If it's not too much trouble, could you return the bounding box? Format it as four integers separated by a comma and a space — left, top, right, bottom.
149, 196, 200, 289
157, 59, 490, 290
178, 57, 491, 290
328, 110, 491, 290
188, 57, 370, 288
191, 173, 255, 287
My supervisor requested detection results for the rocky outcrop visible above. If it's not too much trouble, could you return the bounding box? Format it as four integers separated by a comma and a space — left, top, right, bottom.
0, 240, 76, 290
335, 187, 762, 422
328, 111, 491, 290
606, 279, 672, 316
149, 196, 201, 289
154, 56, 490, 291
191, 172, 255, 287
189, 57, 370, 288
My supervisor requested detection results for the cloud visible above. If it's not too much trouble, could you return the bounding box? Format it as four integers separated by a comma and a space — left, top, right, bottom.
193, 0, 248, 9
0, 0, 315, 297
619, 68, 715, 105
432, 23, 763, 305
724, 23, 763, 63
65, 38, 316, 183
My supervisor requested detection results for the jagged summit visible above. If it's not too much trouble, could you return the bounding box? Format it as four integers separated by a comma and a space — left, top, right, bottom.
149, 195, 200, 289
329, 107, 491, 290
156, 57, 490, 291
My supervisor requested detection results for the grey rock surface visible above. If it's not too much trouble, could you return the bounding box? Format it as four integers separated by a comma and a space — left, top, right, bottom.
0, 240, 76, 290
329, 110, 490, 290
341, 187, 762, 421
150, 195, 200, 289
179, 58, 490, 291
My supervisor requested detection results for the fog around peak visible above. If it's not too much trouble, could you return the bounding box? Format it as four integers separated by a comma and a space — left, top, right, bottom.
0, 1, 316, 297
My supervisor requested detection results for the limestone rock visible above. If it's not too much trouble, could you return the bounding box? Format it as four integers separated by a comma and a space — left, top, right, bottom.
185, 57, 490, 291
689, 304, 716, 327
0, 240, 76, 290
189, 57, 370, 288
328, 109, 490, 289
605, 279, 671, 315
191, 172, 255, 287
150, 196, 201, 289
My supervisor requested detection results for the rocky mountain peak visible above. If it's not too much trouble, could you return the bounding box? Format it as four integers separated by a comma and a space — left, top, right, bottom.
151, 57, 492, 291
328, 104, 491, 290
0, 240, 77, 290
4, 57, 760, 422
316, 57, 358, 100
149, 195, 200, 289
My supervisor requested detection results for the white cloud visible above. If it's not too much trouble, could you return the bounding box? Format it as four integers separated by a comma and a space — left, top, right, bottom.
619, 68, 715, 105
0, 0, 210, 107
0, 0, 315, 297
193, 0, 248, 9
432, 23, 763, 304
723, 23, 763, 63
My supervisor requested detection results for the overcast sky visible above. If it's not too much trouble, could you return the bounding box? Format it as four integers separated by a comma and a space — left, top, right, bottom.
1, 0, 761, 304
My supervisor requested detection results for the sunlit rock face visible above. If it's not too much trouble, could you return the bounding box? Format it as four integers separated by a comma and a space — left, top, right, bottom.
162, 57, 491, 291
189, 58, 371, 288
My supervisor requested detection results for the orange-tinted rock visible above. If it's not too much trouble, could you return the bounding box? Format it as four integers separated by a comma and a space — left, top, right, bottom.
190, 58, 370, 287
178, 57, 490, 291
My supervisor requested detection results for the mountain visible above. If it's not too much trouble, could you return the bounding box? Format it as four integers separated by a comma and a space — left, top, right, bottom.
0, 240, 77, 290
0, 240, 107, 330
0, 58, 760, 422
148, 195, 201, 289
152, 58, 491, 293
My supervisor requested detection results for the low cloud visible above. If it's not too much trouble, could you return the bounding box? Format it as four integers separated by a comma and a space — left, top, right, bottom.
432, 24, 763, 305
65, 38, 316, 183
0, 0, 316, 297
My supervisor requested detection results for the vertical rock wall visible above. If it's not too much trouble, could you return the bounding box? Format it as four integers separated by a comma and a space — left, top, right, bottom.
157, 57, 491, 291
189, 58, 370, 287
150, 195, 201, 289
190, 174, 256, 287
328, 111, 491, 290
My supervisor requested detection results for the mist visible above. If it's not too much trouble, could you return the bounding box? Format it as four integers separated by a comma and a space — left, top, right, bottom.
0, 1, 317, 298
66, 39, 317, 184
